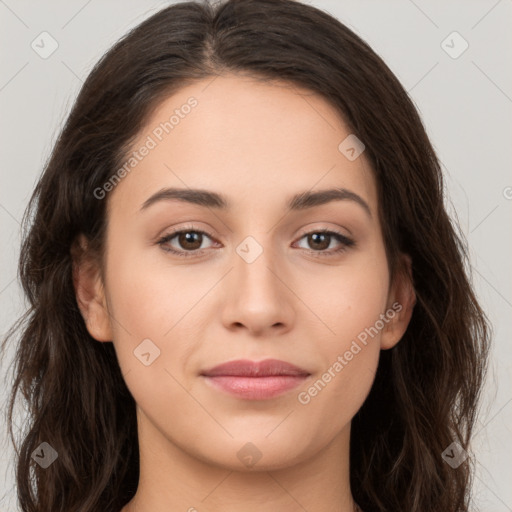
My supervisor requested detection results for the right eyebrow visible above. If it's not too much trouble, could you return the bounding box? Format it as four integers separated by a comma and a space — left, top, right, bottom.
140, 187, 228, 211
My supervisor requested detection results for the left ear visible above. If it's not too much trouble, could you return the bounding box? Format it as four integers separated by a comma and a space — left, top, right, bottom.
380, 253, 416, 350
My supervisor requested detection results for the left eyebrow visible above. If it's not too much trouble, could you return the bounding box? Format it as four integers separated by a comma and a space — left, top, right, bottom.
140, 186, 371, 218
287, 188, 371, 218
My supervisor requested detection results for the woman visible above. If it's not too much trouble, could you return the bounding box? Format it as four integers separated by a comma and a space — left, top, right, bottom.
1, 0, 490, 510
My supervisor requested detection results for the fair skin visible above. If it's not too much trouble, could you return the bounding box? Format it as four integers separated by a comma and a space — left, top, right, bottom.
74, 74, 415, 512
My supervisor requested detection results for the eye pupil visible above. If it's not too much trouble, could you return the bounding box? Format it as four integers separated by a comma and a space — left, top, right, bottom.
309, 233, 330, 250
179, 231, 202, 250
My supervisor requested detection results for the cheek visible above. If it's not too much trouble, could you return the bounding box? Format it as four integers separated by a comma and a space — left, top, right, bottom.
104, 255, 199, 420
298, 249, 389, 342
296, 331, 381, 444
293, 249, 388, 427
103, 241, 221, 397
104, 238, 200, 336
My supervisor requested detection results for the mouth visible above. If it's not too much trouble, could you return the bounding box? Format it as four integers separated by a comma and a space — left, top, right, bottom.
200, 359, 311, 400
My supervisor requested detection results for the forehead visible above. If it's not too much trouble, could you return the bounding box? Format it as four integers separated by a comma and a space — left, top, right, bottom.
107, 74, 377, 218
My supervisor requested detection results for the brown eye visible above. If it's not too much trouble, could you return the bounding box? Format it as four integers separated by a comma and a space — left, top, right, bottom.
157, 228, 217, 257
306, 232, 331, 251
295, 229, 355, 257
176, 231, 203, 250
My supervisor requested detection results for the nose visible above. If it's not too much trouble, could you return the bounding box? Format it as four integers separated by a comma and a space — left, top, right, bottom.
220, 237, 295, 337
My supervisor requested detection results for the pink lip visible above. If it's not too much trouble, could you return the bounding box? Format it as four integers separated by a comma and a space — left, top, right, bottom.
200, 359, 311, 400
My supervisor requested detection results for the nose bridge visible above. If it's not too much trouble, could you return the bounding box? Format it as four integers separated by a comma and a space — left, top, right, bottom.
221, 231, 295, 333
233, 233, 281, 297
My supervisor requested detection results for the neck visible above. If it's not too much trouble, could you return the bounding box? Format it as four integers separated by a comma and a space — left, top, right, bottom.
122, 410, 357, 512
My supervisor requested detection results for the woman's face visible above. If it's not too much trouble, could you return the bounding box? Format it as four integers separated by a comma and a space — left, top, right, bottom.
78, 74, 413, 472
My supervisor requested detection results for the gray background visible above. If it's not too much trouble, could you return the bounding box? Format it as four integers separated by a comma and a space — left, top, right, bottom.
0, 0, 511, 510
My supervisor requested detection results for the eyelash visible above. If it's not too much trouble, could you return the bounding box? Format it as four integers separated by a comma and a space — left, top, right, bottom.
157, 226, 355, 259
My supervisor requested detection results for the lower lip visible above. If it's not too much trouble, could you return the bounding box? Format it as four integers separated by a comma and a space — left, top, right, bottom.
202, 375, 309, 400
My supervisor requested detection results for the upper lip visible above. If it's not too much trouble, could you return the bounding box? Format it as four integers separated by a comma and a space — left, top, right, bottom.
200, 359, 310, 377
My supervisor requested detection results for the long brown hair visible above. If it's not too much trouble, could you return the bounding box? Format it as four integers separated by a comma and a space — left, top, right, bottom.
1, 0, 490, 510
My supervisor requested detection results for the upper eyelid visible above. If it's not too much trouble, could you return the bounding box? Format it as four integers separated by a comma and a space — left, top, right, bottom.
157, 227, 355, 261
158, 226, 353, 246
